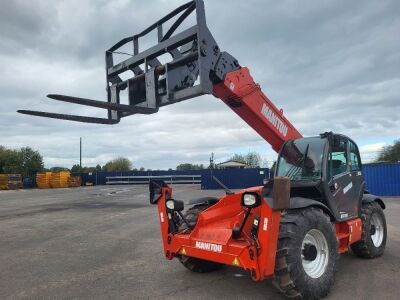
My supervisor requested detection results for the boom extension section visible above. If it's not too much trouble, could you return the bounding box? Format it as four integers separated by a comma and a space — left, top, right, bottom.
18, 0, 301, 150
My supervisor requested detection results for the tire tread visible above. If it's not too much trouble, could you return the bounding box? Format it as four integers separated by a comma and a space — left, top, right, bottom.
273, 207, 338, 299
351, 201, 386, 258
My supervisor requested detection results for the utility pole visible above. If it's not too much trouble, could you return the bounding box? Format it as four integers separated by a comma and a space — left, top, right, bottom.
209, 152, 214, 169
80, 137, 82, 173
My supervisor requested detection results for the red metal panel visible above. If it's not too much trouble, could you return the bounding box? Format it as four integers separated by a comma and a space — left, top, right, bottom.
155, 186, 281, 281
335, 218, 362, 253
213, 67, 302, 153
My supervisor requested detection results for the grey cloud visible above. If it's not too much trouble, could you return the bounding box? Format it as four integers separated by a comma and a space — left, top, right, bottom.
0, 0, 399, 169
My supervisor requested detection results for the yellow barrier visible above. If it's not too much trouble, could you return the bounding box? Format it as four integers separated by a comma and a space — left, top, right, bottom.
36, 172, 53, 189
0, 174, 23, 190
50, 171, 70, 188
36, 172, 80, 189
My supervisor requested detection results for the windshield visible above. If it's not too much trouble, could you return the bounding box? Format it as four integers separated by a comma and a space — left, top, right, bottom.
276, 137, 325, 181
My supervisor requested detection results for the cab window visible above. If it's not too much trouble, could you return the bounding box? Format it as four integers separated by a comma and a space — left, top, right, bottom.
328, 137, 348, 179
349, 141, 361, 171
276, 137, 325, 182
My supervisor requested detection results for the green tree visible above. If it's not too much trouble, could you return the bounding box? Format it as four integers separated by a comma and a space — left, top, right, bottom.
376, 139, 400, 162
228, 151, 262, 168
0, 148, 18, 173
82, 167, 97, 173
103, 157, 132, 172
0, 146, 6, 173
229, 154, 246, 164
71, 164, 81, 173
71, 164, 103, 173
245, 151, 261, 168
176, 163, 204, 171
0, 146, 43, 176
0, 146, 12, 173
19, 147, 44, 177
50, 166, 70, 172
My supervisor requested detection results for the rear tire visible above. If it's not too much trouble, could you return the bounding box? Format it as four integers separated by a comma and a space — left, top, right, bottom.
178, 204, 223, 273
351, 202, 387, 258
273, 208, 338, 299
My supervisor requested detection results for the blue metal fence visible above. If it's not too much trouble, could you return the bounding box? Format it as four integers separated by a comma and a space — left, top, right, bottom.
74, 163, 400, 196
76, 170, 206, 186
201, 168, 270, 189
75, 168, 270, 190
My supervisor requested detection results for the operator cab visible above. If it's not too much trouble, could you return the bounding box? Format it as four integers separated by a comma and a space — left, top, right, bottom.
275, 132, 364, 221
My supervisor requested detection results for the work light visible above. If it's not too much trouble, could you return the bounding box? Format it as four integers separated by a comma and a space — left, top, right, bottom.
241, 193, 261, 208
166, 200, 175, 210
244, 194, 256, 206
165, 199, 184, 212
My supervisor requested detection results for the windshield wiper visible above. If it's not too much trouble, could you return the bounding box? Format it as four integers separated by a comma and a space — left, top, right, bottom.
285, 143, 310, 180
301, 144, 310, 176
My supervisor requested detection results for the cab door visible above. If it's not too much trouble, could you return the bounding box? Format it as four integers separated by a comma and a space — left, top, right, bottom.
348, 140, 365, 216
326, 135, 357, 220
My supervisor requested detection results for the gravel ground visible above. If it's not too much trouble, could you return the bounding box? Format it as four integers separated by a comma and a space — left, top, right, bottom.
0, 185, 399, 299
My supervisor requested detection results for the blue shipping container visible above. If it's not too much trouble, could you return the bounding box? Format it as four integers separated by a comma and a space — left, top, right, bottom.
74, 163, 400, 196
363, 163, 400, 196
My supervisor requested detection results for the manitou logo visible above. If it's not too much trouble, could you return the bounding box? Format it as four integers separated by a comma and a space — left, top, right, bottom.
261, 103, 288, 137
195, 241, 222, 253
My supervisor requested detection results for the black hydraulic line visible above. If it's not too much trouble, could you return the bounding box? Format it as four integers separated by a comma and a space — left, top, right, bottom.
232, 207, 252, 239
238, 208, 252, 235
177, 211, 192, 230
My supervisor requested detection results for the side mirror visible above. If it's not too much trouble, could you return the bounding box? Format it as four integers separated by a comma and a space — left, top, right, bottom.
149, 180, 168, 204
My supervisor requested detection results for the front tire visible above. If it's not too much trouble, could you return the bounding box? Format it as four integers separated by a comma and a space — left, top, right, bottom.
351, 202, 387, 258
273, 208, 338, 299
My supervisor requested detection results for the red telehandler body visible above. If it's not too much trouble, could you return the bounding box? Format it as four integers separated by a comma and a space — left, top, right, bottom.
19, 1, 387, 298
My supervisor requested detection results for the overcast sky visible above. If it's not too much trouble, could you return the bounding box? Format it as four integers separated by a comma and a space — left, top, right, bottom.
1, 0, 399, 169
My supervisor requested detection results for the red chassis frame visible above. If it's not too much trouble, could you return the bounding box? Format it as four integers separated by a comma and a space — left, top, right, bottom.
155, 185, 363, 281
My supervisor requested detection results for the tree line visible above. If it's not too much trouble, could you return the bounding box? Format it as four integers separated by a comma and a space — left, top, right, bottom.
176, 151, 264, 170
0, 146, 43, 177
376, 139, 400, 163
0, 147, 139, 175
174, 140, 400, 170
70, 157, 139, 173
1, 140, 398, 176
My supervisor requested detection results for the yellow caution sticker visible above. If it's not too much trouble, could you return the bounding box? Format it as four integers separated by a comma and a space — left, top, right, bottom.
180, 247, 187, 255
232, 257, 240, 266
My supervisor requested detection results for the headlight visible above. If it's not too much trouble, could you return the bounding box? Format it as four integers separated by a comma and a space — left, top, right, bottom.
241, 192, 261, 208
165, 199, 184, 212
243, 194, 256, 206
166, 200, 175, 210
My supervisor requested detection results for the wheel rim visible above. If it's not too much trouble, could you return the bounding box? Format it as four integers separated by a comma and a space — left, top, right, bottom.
301, 229, 329, 279
370, 213, 384, 247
